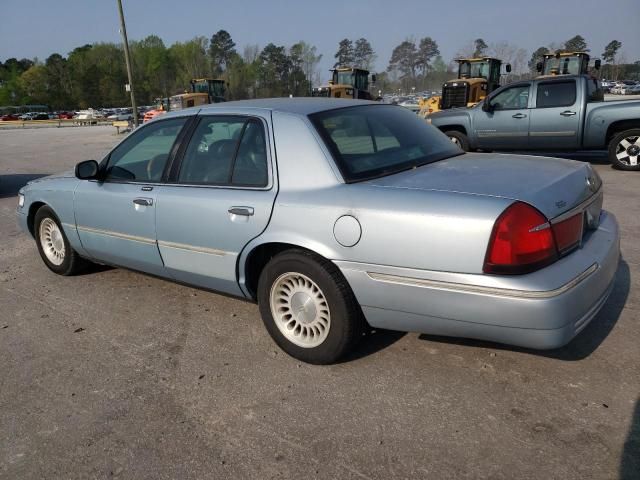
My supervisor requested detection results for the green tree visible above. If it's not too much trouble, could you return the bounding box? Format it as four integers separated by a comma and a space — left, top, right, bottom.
416, 37, 440, 75
20, 65, 49, 105
473, 38, 488, 57
387, 40, 418, 82
44, 53, 72, 108
257, 43, 292, 97
563, 35, 589, 52
528, 46, 549, 73
353, 38, 376, 70
208, 30, 236, 76
334, 38, 354, 67
602, 40, 622, 64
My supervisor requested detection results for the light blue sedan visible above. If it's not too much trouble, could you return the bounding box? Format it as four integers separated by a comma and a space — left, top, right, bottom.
17, 99, 620, 364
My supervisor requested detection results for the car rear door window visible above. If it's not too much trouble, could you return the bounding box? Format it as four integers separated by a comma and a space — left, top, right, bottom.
536, 80, 577, 108
104, 117, 188, 182
178, 116, 268, 187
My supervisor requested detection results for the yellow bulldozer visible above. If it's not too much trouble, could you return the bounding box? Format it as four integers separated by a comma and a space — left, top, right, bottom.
419, 57, 510, 117
536, 52, 601, 76
144, 78, 226, 123
312, 67, 377, 100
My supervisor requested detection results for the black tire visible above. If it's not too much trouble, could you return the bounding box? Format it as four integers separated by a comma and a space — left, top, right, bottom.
34, 206, 89, 276
608, 128, 640, 171
257, 249, 364, 364
444, 130, 470, 152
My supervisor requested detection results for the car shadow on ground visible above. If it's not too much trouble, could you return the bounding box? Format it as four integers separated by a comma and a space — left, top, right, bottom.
621, 398, 640, 479
418, 258, 630, 362
0, 173, 49, 198
339, 329, 407, 363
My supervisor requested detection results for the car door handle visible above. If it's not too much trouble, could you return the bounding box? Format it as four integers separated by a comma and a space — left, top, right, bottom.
133, 197, 153, 207
512, 113, 527, 119
560, 111, 577, 116
228, 206, 254, 216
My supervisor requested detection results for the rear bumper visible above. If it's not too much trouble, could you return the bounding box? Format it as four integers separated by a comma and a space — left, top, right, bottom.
337, 211, 620, 350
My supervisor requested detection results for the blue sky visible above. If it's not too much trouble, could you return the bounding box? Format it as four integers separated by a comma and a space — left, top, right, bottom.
2, 0, 639, 80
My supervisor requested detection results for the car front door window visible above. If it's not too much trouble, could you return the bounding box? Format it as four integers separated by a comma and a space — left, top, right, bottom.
491, 85, 530, 110
104, 117, 187, 182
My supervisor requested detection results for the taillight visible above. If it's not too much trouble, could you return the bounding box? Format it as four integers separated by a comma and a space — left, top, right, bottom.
551, 213, 583, 253
483, 202, 557, 275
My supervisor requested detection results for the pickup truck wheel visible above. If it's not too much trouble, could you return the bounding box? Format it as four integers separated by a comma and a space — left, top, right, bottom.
444, 130, 470, 152
609, 129, 640, 170
257, 249, 364, 364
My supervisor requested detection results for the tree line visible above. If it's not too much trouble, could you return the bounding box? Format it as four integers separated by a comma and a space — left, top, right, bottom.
0, 31, 638, 109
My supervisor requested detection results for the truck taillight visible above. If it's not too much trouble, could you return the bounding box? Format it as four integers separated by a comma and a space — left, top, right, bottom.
483, 202, 558, 275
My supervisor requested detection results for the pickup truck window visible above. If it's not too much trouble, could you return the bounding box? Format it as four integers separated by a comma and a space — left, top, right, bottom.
536, 80, 576, 108
490, 84, 530, 110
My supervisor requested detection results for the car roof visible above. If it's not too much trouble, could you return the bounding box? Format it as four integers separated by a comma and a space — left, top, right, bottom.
196, 97, 378, 117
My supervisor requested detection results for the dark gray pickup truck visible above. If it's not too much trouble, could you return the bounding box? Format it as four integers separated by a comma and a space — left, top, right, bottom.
429, 74, 640, 170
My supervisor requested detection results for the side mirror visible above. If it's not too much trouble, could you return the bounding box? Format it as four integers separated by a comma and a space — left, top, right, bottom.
536, 62, 543, 73
371, 74, 377, 83
75, 160, 99, 180
594, 59, 601, 70
482, 100, 493, 112
505, 64, 512, 73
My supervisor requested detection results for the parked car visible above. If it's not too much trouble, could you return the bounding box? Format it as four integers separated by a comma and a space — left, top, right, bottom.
57, 111, 74, 120
621, 83, 640, 95
0, 114, 20, 121
429, 74, 640, 170
74, 109, 99, 124
17, 99, 620, 364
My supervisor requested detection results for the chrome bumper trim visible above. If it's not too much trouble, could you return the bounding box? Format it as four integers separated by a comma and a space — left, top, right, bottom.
366, 263, 598, 299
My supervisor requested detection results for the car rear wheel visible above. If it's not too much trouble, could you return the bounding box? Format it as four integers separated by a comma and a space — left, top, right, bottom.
609, 129, 640, 170
444, 130, 470, 152
34, 206, 90, 276
257, 249, 364, 364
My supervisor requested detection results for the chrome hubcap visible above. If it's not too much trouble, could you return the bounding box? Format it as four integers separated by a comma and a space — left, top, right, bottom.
616, 136, 640, 166
39, 218, 65, 266
269, 272, 330, 348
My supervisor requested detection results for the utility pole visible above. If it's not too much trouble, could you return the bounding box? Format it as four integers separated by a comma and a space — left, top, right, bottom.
116, 0, 138, 127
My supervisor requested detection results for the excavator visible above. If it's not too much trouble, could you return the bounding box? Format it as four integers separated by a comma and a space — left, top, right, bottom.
536, 52, 600, 76
143, 78, 226, 123
312, 67, 377, 100
419, 57, 510, 117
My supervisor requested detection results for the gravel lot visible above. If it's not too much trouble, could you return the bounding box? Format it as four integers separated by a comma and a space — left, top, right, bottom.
0, 126, 638, 479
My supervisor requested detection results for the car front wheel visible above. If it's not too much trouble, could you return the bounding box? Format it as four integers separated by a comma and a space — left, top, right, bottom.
609, 128, 640, 171
257, 250, 364, 364
34, 206, 89, 275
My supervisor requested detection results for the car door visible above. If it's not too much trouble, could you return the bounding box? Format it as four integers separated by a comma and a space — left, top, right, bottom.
74, 116, 190, 276
528, 79, 581, 150
155, 114, 277, 296
472, 83, 531, 150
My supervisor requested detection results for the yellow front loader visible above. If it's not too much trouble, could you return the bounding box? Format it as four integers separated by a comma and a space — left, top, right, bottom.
420, 57, 510, 117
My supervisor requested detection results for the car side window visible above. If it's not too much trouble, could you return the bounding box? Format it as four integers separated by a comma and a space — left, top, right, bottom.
178, 116, 269, 187
536, 80, 577, 108
490, 85, 530, 110
104, 117, 187, 182
231, 120, 269, 186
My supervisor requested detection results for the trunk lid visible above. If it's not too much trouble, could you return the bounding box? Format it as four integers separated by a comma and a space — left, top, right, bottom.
365, 152, 601, 220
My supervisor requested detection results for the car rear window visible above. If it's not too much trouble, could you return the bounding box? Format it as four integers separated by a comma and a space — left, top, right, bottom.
309, 104, 461, 182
